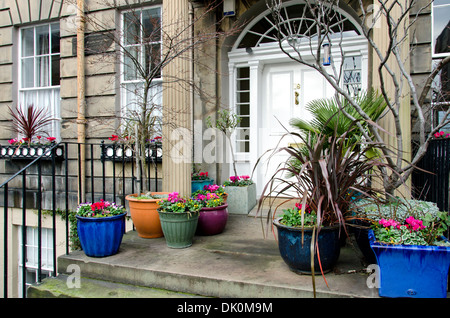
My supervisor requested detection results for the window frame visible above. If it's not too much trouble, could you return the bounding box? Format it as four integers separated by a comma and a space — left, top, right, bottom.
120, 5, 163, 131
17, 22, 61, 141
431, 0, 450, 58
18, 226, 54, 297
234, 66, 251, 154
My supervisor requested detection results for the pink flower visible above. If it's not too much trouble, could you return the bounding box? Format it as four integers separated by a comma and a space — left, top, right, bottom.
204, 184, 219, 192
295, 203, 312, 214
405, 216, 426, 231
379, 219, 400, 229
109, 134, 119, 141
229, 176, 240, 182
8, 139, 17, 145
240, 175, 250, 180
168, 192, 180, 203
47, 137, 56, 142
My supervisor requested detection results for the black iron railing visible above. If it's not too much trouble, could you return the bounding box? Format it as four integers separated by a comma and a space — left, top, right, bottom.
0, 141, 161, 298
412, 138, 450, 212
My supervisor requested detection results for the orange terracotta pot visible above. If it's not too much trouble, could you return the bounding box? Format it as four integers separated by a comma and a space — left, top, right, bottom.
126, 192, 171, 238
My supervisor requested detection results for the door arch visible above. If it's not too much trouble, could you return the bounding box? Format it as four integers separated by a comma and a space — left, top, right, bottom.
224, 0, 368, 196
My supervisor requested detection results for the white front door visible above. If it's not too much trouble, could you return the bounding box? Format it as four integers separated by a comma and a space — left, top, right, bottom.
257, 62, 334, 197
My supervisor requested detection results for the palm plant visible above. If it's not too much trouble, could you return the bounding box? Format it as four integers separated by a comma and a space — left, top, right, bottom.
287, 90, 386, 173
258, 120, 384, 229
8, 104, 55, 145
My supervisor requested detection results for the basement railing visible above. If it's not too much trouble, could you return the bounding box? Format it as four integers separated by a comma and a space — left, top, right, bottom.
0, 141, 161, 298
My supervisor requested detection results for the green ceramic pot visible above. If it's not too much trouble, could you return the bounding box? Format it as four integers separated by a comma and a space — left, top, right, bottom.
158, 211, 199, 248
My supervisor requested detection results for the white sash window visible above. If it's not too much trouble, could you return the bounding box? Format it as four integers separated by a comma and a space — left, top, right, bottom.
18, 23, 60, 140
121, 6, 163, 138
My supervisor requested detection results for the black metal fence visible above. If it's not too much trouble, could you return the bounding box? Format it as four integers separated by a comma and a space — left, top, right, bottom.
0, 141, 161, 298
412, 138, 450, 212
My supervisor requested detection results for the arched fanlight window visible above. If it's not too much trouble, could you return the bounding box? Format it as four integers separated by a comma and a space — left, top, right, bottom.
234, 0, 362, 49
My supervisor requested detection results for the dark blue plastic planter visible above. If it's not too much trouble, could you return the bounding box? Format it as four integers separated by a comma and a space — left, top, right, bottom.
368, 230, 450, 298
273, 218, 341, 274
76, 213, 126, 257
191, 179, 214, 193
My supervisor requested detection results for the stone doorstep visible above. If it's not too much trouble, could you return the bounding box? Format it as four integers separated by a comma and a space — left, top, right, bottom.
49, 214, 381, 299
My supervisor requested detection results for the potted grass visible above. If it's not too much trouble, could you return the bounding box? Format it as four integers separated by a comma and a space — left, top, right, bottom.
258, 120, 380, 283
76, 200, 127, 257
192, 189, 228, 236
357, 198, 450, 298
157, 192, 201, 248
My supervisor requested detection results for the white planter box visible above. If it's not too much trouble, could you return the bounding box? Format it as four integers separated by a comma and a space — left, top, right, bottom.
224, 183, 256, 214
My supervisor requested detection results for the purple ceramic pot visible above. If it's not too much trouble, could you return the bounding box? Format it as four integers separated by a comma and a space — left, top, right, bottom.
197, 204, 228, 235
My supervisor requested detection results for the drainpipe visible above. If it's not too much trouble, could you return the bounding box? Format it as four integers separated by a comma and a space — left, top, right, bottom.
77, 0, 86, 202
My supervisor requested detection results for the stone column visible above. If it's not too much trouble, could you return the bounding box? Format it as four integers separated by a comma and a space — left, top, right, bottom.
162, 0, 192, 196
371, 0, 411, 198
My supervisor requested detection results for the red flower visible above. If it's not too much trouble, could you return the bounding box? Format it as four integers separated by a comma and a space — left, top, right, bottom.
47, 137, 56, 142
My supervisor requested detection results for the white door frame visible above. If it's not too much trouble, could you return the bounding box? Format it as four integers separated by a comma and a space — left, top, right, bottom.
228, 37, 369, 196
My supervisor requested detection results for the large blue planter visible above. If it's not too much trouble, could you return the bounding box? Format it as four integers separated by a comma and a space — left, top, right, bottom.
273, 218, 341, 274
191, 179, 213, 193
76, 213, 126, 257
368, 230, 450, 298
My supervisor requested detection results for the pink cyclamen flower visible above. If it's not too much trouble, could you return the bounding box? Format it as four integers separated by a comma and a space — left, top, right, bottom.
405, 216, 426, 231
168, 192, 180, 203
47, 137, 56, 142
8, 139, 17, 145
379, 218, 400, 229
240, 175, 250, 180
229, 176, 240, 182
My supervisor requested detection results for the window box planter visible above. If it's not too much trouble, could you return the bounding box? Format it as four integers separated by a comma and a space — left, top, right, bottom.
224, 183, 256, 214
101, 143, 162, 163
0, 144, 64, 161
368, 230, 450, 298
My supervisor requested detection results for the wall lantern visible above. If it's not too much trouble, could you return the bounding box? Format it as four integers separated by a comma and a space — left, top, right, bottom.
224, 0, 236, 17
322, 43, 331, 66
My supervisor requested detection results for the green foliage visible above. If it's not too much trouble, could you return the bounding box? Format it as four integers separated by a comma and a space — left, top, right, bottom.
135, 193, 168, 200
352, 198, 440, 223
206, 109, 241, 135
356, 198, 450, 246
158, 192, 203, 213
280, 205, 316, 227
76, 200, 126, 218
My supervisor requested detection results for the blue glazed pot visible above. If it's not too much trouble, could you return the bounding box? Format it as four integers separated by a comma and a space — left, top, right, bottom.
273, 218, 341, 274
191, 179, 213, 193
368, 230, 450, 298
76, 213, 126, 257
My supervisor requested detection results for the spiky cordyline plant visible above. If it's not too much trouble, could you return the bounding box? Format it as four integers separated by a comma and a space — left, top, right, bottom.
257, 118, 385, 232
8, 104, 54, 145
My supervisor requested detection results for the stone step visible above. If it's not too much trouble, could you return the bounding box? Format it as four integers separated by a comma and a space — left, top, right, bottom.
49, 215, 377, 298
